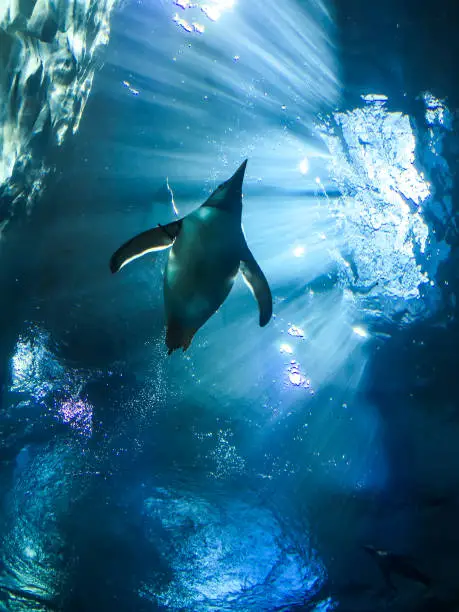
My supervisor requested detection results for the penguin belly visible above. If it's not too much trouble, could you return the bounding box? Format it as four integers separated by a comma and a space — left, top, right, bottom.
164, 210, 241, 352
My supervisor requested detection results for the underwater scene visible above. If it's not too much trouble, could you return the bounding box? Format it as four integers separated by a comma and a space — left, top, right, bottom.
1, 0, 459, 610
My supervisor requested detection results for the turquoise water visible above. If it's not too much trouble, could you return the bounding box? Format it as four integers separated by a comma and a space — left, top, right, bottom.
0, 1, 458, 610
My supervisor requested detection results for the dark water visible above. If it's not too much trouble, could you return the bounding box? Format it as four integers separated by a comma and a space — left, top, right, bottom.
1, 0, 459, 610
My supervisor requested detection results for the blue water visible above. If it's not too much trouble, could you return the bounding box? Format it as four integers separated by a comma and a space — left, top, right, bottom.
1, 0, 459, 610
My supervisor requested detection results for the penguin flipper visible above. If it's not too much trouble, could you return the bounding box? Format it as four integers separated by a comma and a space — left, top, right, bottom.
394, 557, 431, 587
110, 220, 182, 273
240, 247, 272, 327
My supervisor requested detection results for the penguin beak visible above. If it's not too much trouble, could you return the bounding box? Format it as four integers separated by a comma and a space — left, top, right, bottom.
204, 159, 248, 211
227, 158, 247, 195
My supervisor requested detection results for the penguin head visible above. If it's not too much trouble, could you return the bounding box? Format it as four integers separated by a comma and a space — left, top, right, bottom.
204, 159, 247, 213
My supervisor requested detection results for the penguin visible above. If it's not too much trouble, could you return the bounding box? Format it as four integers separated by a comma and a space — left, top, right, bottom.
362, 545, 431, 591
110, 159, 272, 354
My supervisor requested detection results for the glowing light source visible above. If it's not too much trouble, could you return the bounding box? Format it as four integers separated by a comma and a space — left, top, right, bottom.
292, 245, 305, 258
361, 93, 388, 103
280, 343, 293, 354
319, 95, 434, 315
172, 0, 235, 30
299, 158, 309, 175
352, 326, 368, 339
201, 0, 235, 21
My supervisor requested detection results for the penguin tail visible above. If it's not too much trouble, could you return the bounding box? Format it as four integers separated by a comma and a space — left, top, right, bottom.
166, 320, 197, 354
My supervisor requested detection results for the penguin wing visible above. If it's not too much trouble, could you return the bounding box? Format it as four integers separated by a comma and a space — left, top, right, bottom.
394, 556, 431, 586
240, 246, 272, 327
110, 220, 182, 273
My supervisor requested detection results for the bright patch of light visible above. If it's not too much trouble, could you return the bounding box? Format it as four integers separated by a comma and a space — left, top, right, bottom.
201, 5, 222, 21
58, 398, 93, 438
352, 326, 368, 339
10, 326, 95, 436
24, 546, 37, 559
10, 328, 64, 400
318, 95, 435, 312
313, 596, 338, 611
148, 0, 339, 140
287, 361, 311, 389
280, 343, 293, 354
361, 93, 388, 103
289, 370, 305, 386
171, 0, 235, 30
141, 488, 326, 608
67, 31, 84, 61
424, 92, 451, 128
11, 341, 35, 387
201, 0, 235, 21
192, 21, 205, 33
299, 157, 309, 174
288, 325, 305, 338
122, 80, 140, 96
293, 245, 305, 257
172, 12, 195, 32
166, 176, 179, 215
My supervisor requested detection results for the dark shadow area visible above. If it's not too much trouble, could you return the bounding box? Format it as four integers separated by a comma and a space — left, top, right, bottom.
334, 0, 459, 108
